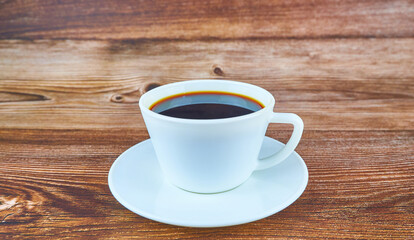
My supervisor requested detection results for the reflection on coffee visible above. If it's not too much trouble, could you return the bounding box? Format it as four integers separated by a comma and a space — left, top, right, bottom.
150, 91, 264, 119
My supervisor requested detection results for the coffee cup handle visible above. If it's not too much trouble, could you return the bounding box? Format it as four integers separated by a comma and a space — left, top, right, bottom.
255, 113, 304, 170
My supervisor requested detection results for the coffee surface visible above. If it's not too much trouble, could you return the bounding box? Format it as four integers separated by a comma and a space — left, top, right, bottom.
158, 103, 255, 119
150, 91, 263, 120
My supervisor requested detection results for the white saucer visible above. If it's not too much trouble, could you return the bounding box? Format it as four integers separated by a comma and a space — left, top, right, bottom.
108, 137, 308, 228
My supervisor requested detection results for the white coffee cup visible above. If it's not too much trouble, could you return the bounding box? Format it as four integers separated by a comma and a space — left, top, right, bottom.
139, 80, 303, 193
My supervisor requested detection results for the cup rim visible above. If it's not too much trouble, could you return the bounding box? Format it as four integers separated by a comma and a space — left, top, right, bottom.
139, 80, 275, 124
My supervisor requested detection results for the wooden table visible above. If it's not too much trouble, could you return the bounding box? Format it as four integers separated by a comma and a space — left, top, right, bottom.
1, 1, 413, 239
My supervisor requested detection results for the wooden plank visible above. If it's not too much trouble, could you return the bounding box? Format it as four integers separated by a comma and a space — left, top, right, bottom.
0, 129, 413, 238
0, 0, 413, 40
0, 39, 413, 130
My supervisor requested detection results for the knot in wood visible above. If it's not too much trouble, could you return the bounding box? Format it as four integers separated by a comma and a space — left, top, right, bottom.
213, 67, 224, 76
145, 83, 161, 92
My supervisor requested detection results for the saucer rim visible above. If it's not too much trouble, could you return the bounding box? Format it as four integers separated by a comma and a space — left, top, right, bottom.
108, 137, 308, 228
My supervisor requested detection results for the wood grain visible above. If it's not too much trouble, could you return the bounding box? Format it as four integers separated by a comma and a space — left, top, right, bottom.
0, 0, 413, 40
0, 129, 413, 239
1, 38, 413, 130
1, 0, 413, 238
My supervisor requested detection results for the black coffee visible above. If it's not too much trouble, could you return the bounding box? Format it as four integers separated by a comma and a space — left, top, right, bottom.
158, 103, 255, 119
150, 91, 264, 120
